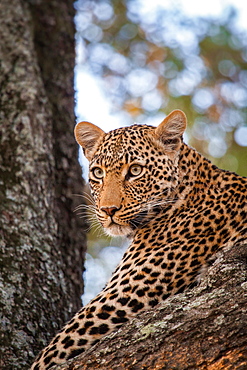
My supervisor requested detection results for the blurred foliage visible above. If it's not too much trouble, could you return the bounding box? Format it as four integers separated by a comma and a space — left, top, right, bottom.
75, 0, 247, 175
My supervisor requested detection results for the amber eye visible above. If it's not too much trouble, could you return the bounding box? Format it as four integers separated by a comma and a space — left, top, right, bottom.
129, 164, 143, 177
91, 167, 104, 179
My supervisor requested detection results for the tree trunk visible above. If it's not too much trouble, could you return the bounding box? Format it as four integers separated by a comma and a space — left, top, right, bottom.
52, 241, 247, 370
0, 0, 86, 369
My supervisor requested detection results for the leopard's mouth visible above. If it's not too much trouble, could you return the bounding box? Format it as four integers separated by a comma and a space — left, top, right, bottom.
100, 208, 152, 236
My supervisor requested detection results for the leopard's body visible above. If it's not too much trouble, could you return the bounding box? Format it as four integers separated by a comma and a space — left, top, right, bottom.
31, 110, 247, 370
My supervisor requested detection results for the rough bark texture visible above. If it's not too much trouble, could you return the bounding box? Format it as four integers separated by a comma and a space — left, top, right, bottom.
52, 242, 247, 370
0, 0, 86, 369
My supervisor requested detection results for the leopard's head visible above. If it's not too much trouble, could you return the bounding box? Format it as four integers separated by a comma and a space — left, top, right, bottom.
75, 110, 187, 236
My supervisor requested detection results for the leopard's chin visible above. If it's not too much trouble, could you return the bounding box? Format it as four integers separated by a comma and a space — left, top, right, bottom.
104, 223, 133, 237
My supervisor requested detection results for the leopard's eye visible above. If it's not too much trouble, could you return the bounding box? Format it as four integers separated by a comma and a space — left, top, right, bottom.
129, 164, 143, 177
91, 167, 104, 179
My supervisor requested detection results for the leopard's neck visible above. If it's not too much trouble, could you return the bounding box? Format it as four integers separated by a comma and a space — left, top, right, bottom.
176, 143, 240, 204
134, 143, 246, 238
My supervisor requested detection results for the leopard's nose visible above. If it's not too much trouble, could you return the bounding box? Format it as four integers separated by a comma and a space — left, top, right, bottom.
101, 206, 119, 216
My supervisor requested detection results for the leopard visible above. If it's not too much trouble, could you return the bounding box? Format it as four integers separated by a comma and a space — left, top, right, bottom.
31, 109, 247, 370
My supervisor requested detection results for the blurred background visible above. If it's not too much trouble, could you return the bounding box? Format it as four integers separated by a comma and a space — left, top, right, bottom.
74, 0, 247, 304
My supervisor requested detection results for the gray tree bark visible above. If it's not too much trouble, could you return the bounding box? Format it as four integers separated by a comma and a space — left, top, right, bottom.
53, 241, 247, 370
0, 0, 86, 369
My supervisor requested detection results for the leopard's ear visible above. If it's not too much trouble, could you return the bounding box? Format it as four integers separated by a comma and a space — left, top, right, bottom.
154, 110, 187, 155
74, 121, 105, 161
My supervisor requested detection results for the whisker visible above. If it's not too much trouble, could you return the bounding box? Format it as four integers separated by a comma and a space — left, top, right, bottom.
74, 203, 96, 215
73, 191, 95, 205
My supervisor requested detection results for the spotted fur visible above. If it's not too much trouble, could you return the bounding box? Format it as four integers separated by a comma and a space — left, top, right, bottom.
31, 110, 247, 370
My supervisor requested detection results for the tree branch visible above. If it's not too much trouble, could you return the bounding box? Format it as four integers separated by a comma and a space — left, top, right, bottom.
53, 241, 247, 370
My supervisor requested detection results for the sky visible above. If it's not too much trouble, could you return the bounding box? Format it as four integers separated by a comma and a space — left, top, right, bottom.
75, 0, 247, 131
